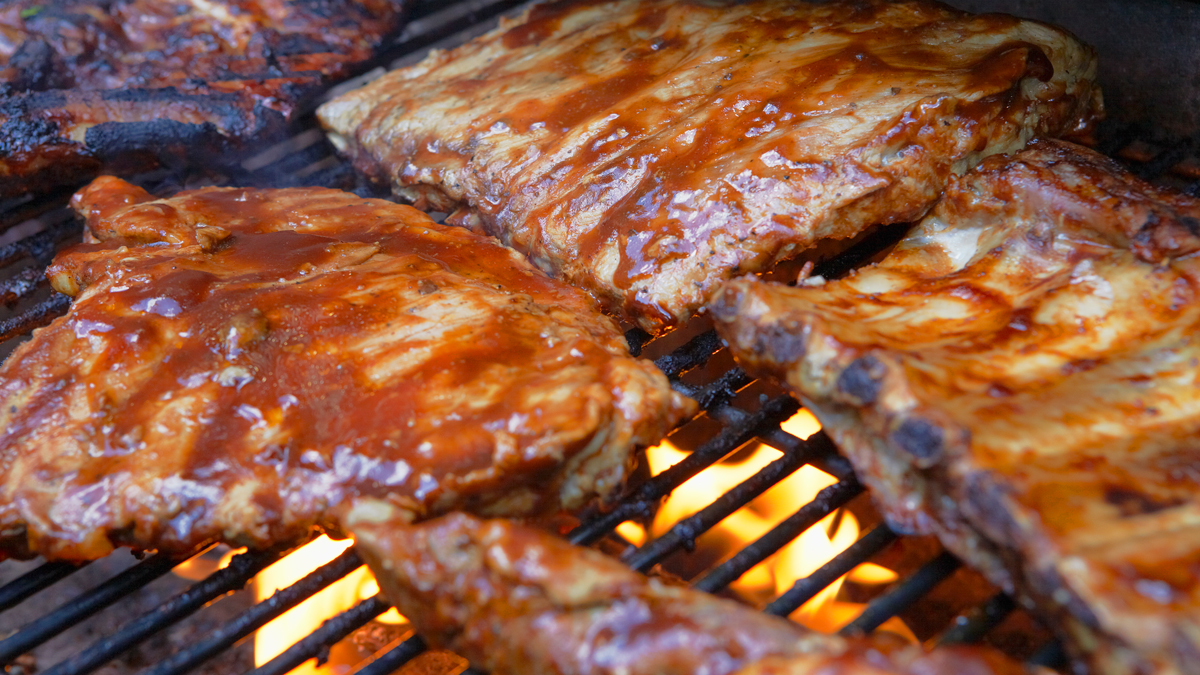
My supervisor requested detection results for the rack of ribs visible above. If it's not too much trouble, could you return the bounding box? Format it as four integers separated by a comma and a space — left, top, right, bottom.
713, 139, 1200, 675
0, 0, 408, 200
349, 508, 1044, 675
0, 176, 693, 562
319, 0, 1102, 333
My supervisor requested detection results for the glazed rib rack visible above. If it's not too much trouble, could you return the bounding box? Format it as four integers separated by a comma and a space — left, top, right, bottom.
0, 1, 1198, 673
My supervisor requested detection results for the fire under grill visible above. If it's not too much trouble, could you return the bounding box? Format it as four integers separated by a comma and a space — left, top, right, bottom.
0, 1, 1198, 674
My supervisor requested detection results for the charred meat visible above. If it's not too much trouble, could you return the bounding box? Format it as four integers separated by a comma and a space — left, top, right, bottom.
319, 0, 1101, 333
0, 176, 694, 562
713, 139, 1200, 675
0, 0, 407, 200
349, 509, 1043, 675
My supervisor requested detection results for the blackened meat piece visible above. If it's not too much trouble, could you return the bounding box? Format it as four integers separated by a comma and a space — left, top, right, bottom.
0, 0, 408, 200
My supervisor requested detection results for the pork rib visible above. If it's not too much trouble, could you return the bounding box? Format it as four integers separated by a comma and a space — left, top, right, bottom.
349, 509, 1043, 675
713, 139, 1200, 675
319, 0, 1101, 333
0, 0, 408, 201
0, 176, 694, 562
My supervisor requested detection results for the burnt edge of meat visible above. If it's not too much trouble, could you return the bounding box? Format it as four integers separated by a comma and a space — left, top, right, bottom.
836, 355, 887, 406
0, 89, 289, 201
889, 417, 946, 467
0, 0, 410, 203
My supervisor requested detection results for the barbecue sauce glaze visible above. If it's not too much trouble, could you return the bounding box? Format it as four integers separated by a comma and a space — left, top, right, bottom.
320, 0, 1102, 333
0, 176, 693, 561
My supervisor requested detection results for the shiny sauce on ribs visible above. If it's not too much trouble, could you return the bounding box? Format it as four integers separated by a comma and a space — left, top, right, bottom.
713, 139, 1200, 675
320, 0, 1102, 333
0, 176, 693, 561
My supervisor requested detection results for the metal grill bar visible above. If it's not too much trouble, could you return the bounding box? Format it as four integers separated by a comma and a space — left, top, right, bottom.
0, 188, 75, 234
653, 330, 724, 378
0, 267, 46, 306
351, 636, 427, 675
693, 478, 863, 594
622, 447, 813, 572
937, 593, 1018, 646
0, 561, 85, 613
0, 216, 79, 269
42, 547, 288, 675
250, 596, 390, 675
759, 429, 854, 481
568, 395, 800, 546
764, 525, 898, 617
840, 551, 963, 637
0, 552, 179, 663
365, 0, 531, 74
140, 548, 364, 675
672, 367, 755, 412
0, 293, 71, 342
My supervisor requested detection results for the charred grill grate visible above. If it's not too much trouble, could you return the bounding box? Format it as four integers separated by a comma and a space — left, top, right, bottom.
0, 1, 1198, 674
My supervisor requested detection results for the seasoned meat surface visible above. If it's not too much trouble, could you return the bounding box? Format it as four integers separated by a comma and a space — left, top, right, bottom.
0, 0, 407, 200
319, 0, 1101, 333
0, 176, 694, 562
712, 139, 1200, 675
348, 509, 1042, 675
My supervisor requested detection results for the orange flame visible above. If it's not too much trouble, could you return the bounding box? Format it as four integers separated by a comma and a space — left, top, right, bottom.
251, 408, 911, 672
253, 536, 405, 675
172, 545, 240, 581
630, 409, 913, 639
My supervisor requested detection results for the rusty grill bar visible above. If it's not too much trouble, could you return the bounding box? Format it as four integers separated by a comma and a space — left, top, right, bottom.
0, 1, 1198, 674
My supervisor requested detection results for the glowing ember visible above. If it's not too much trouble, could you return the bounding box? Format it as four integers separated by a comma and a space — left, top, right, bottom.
633, 408, 913, 639
253, 535, 406, 674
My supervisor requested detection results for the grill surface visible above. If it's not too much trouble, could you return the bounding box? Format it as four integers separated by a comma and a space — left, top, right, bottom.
0, 1, 1198, 674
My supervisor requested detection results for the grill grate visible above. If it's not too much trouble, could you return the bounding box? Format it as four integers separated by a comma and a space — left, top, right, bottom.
0, 2, 1198, 674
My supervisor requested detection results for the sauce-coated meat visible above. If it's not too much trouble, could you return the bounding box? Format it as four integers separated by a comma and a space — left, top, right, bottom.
349, 508, 1043, 675
713, 139, 1200, 675
0, 176, 694, 562
319, 0, 1102, 333
0, 0, 407, 200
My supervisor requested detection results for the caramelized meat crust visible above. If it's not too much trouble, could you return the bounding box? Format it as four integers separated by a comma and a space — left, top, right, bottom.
712, 139, 1200, 675
0, 0, 407, 200
348, 509, 1042, 675
319, 0, 1101, 333
0, 176, 694, 562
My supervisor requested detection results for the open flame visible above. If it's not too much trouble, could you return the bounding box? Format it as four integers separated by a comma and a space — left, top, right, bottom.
253, 536, 405, 675
171, 544, 240, 581
252, 409, 909, 671
622, 409, 914, 639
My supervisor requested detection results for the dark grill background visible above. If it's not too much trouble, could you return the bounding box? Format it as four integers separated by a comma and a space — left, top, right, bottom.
1, 1, 1198, 674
